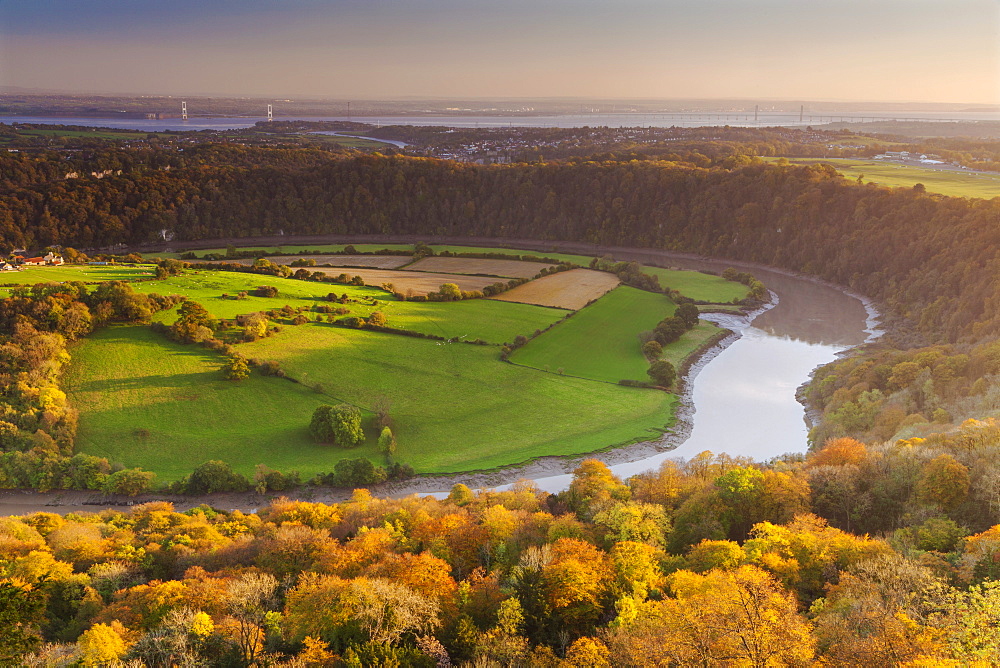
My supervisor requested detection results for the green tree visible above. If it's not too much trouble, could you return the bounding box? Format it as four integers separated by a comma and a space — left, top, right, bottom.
675, 302, 700, 328
654, 317, 686, 345
647, 360, 677, 388
0, 580, 45, 664
378, 427, 397, 457
310, 404, 365, 447
641, 340, 662, 360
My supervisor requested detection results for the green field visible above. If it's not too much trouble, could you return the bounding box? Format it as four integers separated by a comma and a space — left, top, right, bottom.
307, 134, 401, 150
0, 264, 157, 286
150, 244, 599, 265
509, 286, 721, 383
641, 267, 749, 303
53, 264, 741, 483
11, 128, 156, 140
770, 158, 1000, 199
428, 245, 599, 266
134, 271, 560, 343
66, 323, 675, 479
378, 299, 564, 343
151, 244, 415, 260
66, 326, 334, 482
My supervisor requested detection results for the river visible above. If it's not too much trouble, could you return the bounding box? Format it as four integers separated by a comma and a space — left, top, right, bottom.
502, 257, 876, 493
3, 110, 998, 131
0, 248, 875, 514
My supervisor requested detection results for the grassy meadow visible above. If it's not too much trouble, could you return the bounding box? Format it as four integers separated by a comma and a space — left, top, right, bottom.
65, 326, 335, 482
641, 267, 749, 303
151, 244, 415, 260
0, 264, 157, 287
510, 286, 722, 383
769, 158, 1000, 199
65, 323, 675, 479
134, 271, 560, 343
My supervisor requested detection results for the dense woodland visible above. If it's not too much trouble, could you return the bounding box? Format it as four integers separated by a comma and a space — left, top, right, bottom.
2, 149, 1000, 343
4, 446, 1000, 665
2, 141, 1000, 663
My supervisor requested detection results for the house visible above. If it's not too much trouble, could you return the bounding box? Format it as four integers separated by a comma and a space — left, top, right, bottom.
0, 261, 17, 272
43, 252, 64, 265
21, 257, 45, 266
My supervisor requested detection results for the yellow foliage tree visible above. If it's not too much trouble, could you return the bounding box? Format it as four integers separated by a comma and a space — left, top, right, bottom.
77, 621, 128, 667
605, 565, 816, 666
564, 636, 612, 667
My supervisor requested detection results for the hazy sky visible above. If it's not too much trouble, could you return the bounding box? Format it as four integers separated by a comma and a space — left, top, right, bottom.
2, 0, 998, 103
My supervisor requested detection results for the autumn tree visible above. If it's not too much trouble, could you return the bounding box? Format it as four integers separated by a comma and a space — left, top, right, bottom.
605, 565, 816, 666
77, 621, 129, 667
564, 459, 629, 521
916, 453, 970, 512
222, 353, 250, 381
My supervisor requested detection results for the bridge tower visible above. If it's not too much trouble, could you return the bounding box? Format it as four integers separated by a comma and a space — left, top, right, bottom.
182, 101, 188, 121
267, 104, 273, 122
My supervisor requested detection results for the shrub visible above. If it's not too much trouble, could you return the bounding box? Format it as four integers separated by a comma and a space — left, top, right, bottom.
336, 316, 364, 329
253, 285, 278, 298
254, 464, 300, 492
103, 469, 156, 496
222, 354, 251, 381
186, 460, 250, 494
256, 360, 284, 377
330, 458, 387, 486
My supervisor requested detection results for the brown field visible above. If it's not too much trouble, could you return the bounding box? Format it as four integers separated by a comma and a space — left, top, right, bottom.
221, 255, 411, 269
406, 256, 555, 278
490, 269, 620, 310
308, 268, 502, 295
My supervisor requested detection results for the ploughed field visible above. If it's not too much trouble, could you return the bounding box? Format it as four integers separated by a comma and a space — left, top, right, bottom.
55, 247, 752, 481
490, 268, 622, 309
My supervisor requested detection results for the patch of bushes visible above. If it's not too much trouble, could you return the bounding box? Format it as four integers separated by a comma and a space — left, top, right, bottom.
252, 285, 279, 298
181, 460, 251, 494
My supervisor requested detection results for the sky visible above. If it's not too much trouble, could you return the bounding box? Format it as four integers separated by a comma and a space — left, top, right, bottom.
1, 0, 998, 104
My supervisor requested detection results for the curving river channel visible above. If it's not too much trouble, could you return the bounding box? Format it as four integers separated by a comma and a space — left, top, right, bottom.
0, 251, 877, 515
503, 256, 878, 493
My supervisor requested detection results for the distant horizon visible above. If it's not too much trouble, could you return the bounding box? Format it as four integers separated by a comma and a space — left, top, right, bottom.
2, 88, 997, 111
